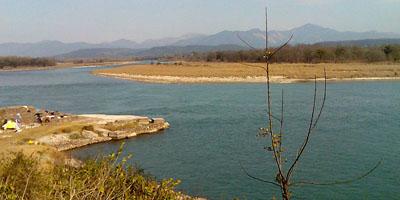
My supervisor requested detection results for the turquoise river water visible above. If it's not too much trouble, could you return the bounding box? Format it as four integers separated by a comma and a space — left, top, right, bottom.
0, 66, 399, 199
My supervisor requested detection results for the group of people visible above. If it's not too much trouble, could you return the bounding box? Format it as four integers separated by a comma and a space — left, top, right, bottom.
1, 107, 68, 134
35, 110, 65, 123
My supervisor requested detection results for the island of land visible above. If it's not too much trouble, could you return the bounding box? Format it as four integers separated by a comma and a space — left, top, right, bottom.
93, 62, 400, 83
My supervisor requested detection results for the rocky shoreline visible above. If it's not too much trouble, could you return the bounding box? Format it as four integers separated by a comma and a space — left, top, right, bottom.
0, 105, 169, 152
39, 114, 169, 151
0, 106, 207, 199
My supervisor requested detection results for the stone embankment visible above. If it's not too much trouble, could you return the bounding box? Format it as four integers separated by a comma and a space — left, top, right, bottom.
38, 114, 169, 151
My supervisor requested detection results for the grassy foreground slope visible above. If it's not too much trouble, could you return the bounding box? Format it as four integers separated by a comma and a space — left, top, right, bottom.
0, 146, 189, 200
93, 62, 400, 83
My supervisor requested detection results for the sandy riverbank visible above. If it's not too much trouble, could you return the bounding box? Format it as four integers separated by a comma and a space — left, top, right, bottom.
96, 72, 400, 84
93, 62, 400, 84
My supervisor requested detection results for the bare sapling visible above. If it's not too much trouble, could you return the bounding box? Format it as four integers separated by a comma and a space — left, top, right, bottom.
239, 7, 382, 200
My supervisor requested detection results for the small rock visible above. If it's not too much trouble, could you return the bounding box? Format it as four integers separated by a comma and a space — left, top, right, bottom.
93, 127, 110, 137
81, 130, 98, 139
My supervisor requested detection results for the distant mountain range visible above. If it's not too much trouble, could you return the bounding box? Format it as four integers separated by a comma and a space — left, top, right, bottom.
56, 44, 247, 59
1, 24, 399, 58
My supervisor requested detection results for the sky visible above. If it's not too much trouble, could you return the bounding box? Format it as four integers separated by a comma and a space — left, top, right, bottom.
0, 0, 399, 43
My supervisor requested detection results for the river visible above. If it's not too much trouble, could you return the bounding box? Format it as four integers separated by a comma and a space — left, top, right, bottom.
0, 66, 399, 199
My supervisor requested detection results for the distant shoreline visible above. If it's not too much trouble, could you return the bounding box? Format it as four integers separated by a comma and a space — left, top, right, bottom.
92, 62, 400, 84
0, 61, 132, 72
95, 72, 400, 84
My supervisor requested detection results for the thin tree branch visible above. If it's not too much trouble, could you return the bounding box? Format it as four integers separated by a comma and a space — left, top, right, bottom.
239, 161, 280, 187
239, 62, 267, 72
236, 33, 258, 50
21, 169, 34, 200
286, 76, 318, 181
290, 159, 382, 187
267, 35, 293, 61
265, 7, 268, 52
267, 62, 286, 187
279, 89, 284, 165
311, 68, 327, 130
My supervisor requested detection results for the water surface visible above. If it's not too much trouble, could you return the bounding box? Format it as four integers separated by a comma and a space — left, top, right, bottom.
0, 67, 399, 199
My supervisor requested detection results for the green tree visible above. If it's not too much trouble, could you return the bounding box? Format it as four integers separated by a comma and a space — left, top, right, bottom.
383, 45, 394, 60
365, 49, 386, 62
334, 46, 347, 62
314, 49, 326, 62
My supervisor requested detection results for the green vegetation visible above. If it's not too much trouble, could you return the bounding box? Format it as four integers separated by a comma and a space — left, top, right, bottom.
0, 145, 187, 200
0, 56, 56, 69
179, 44, 400, 63
103, 121, 139, 131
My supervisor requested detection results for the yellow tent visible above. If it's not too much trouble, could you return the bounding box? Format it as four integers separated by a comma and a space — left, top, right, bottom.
2, 120, 17, 130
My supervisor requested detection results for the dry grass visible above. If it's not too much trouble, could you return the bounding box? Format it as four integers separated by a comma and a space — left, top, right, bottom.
0, 122, 88, 162
94, 62, 400, 79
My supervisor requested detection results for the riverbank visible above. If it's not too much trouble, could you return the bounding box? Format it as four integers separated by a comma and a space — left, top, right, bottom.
93, 62, 400, 83
0, 61, 133, 72
0, 105, 169, 163
0, 106, 209, 199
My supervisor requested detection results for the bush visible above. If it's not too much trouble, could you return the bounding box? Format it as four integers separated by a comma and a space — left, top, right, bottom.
0, 144, 188, 200
0, 152, 46, 199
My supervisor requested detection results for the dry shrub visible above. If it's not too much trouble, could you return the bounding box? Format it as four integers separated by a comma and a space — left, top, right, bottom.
103, 121, 139, 131
0, 144, 188, 200
81, 125, 95, 132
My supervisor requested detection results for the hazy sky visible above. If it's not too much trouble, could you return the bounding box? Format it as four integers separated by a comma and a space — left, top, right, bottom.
0, 0, 399, 43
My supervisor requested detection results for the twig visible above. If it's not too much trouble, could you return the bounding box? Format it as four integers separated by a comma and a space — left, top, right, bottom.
21, 170, 34, 200
279, 89, 284, 165
239, 161, 280, 187
311, 68, 327, 130
290, 159, 382, 186
286, 76, 318, 181
267, 35, 293, 61
237, 33, 258, 50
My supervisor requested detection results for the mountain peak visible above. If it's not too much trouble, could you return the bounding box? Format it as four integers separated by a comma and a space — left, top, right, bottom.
247, 28, 264, 33
303, 23, 322, 28
292, 23, 328, 31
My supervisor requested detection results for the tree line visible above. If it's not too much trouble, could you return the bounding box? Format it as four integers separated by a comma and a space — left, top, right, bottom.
0, 56, 56, 68
176, 44, 400, 63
